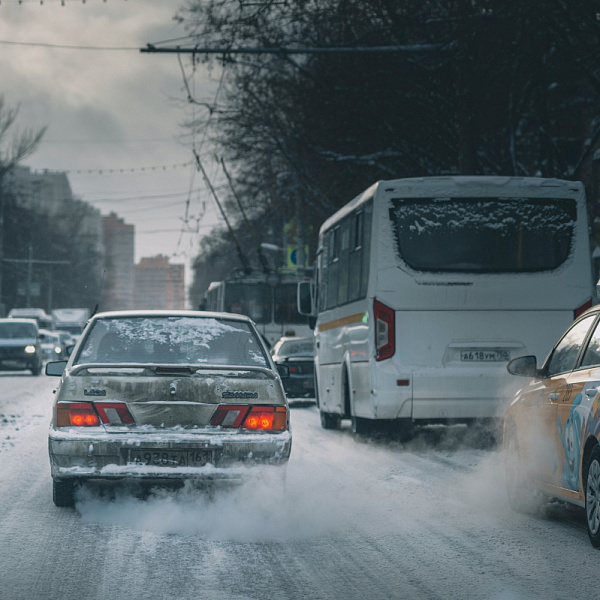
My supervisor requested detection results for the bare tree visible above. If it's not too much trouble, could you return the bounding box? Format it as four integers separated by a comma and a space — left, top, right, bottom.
0, 97, 47, 312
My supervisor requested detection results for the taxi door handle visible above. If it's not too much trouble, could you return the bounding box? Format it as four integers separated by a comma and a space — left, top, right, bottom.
585, 387, 599, 398
548, 393, 560, 400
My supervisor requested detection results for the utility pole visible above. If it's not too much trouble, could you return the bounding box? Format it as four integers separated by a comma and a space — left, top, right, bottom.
4, 251, 70, 310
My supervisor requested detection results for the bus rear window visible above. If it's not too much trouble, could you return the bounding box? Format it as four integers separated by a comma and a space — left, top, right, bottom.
224, 283, 271, 324
389, 197, 576, 273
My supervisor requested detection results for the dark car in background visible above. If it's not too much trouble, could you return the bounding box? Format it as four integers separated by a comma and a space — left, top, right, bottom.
271, 336, 315, 401
0, 318, 43, 375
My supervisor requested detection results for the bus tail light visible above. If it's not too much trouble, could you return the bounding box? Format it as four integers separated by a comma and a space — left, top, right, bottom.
575, 298, 593, 319
374, 299, 395, 361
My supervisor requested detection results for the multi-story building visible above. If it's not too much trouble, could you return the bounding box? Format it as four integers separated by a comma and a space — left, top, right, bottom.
102, 213, 135, 311
5, 165, 73, 216
1, 166, 105, 313
134, 255, 185, 310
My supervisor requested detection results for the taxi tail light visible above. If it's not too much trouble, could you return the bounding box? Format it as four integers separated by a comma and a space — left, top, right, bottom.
242, 406, 287, 431
575, 298, 593, 319
56, 402, 100, 427
374, 299, 395, 361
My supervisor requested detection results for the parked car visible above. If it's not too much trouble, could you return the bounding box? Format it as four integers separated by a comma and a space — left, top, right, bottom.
504, 304, 600, 547
0, 318, 43, 375
46, 310, 292, 507
271, 336, 315, 400
39, 329, 64, 361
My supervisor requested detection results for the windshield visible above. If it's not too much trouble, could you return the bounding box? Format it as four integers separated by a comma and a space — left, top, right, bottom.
75, 316, 268, 367
0, 322, 37, 339
389, 197, 576, 273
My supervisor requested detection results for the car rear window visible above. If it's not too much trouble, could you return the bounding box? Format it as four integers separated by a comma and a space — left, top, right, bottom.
279, 340, 314, 356
75, 316, 268, 367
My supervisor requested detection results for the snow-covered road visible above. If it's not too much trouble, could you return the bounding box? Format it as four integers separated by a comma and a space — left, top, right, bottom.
0, 375, 597, 600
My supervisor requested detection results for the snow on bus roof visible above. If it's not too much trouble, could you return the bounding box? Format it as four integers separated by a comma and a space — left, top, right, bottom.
320, 176, 584, 234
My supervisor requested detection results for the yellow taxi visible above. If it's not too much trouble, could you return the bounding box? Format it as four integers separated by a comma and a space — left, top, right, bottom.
504, 305, 600, 547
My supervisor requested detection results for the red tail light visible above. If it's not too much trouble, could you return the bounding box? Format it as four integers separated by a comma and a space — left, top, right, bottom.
94, 402, 135, 425
575, 298, 593, 319
210, 405, 250, 428
374, 299, 395, 361
242, 406, 287, 431
56, 402, 100, 427
210, 405, 288, 431
56, 401, 134, 427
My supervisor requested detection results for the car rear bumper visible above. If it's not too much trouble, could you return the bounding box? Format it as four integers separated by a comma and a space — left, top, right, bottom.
49, 429, 292, 480
283, 377, 315, 398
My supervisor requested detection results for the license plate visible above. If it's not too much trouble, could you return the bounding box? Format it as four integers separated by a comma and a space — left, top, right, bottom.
460, 350, 509, 362
128, 449, 213, 467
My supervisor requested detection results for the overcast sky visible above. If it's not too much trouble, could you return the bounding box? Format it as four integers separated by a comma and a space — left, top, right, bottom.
0, 0, 222, 288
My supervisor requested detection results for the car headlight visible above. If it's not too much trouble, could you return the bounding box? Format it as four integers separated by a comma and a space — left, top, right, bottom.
54, 346, 62, 354
24, 345, 36, 354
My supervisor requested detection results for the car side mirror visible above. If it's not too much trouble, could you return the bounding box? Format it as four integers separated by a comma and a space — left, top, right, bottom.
507, 355, 539, 378
46, 361, 67, 376
277, 364, 290, 379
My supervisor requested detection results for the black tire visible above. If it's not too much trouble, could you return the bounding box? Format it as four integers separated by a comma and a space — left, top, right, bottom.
585, 445, 600, 548
53, 478, 76, 507
395, 419, 415, 443
30, 361, 42, 376
351, 416, 372, 435
320, 410, 341, 430
503, 427, 543, 514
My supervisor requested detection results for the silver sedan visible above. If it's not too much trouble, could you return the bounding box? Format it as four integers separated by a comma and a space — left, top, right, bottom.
46, 310, 291, 506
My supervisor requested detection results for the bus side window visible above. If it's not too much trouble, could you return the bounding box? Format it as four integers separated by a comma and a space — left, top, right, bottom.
337, 220, 351, 305
360, 201, 372, 298
326, 227, 340, 309
348, 210, 363, 302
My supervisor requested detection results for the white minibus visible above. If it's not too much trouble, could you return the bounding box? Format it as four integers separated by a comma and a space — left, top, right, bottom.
298, 176, 596, 437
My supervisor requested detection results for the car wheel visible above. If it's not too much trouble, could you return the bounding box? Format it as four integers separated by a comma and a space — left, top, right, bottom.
53, 478, 76, 507
585, 445, 600, 547
31, 361, 42, 376
504, 427, 543, 514
320, 410, 341, 430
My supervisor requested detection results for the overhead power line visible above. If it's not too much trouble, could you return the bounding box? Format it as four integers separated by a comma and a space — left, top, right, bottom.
0, 39, 137, 50
141, 43, 442, 55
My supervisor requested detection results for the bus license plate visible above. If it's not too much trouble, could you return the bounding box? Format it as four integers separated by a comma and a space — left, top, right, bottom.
460, 350, 509, 362
128, 449, 212, 467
